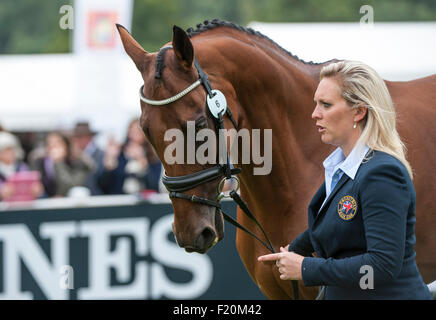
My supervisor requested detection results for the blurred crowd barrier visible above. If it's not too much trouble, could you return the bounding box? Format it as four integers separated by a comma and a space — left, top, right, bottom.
0, 119, 165, 204
0, 195, 265, 300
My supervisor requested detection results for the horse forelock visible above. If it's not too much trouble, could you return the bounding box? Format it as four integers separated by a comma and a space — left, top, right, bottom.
155, 46, 173, 79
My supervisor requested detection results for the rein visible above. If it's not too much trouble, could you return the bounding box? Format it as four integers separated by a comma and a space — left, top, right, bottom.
139, 46, 299, 300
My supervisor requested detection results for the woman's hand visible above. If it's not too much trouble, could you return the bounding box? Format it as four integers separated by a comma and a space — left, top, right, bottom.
103, 138, 121, 170
49, 146, 67, 163
125, 142, 148, 169
30, 182, 44, 198
258, 246, 304, 280
0, 183, 14, 200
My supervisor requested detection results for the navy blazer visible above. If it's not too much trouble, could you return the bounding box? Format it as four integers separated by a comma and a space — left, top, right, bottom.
290, 150, 431, 299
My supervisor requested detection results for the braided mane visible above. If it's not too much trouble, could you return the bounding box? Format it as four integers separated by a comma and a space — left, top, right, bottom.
186, 19, 323, 66
155, 19, 325, 78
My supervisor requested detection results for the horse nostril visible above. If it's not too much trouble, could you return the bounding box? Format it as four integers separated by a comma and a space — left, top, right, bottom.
195, 227, 217, 250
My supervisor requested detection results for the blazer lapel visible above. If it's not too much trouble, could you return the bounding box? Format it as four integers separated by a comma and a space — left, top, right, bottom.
314, 174, 350, 223
308, 182, 326, 220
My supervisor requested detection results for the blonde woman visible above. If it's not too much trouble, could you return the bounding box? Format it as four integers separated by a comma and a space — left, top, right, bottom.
258, 61, 432, 299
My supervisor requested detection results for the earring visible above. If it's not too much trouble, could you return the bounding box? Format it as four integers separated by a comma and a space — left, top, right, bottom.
353, 122, 357, 129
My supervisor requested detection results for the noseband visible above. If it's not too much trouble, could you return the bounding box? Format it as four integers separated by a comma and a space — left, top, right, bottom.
139, 45, 299, 300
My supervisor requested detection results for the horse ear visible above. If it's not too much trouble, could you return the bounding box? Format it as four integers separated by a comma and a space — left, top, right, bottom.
172, 25, 194, 69
116, 24, 150, 72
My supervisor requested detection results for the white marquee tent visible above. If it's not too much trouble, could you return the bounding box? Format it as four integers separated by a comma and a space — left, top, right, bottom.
248, 21, 436, 81
0, 53, 142, 141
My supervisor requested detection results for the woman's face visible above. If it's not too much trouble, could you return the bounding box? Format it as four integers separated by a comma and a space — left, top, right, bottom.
128, 121, 146, 145
0, 147, 16, 165
312, 77, 359, 154
47, 134, 64, 149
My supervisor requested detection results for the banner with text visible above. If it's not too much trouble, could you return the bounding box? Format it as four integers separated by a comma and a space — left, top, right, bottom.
0, 201, 265, 300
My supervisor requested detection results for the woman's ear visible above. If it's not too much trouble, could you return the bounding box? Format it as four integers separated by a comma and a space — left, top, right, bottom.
354, 104, 368, 123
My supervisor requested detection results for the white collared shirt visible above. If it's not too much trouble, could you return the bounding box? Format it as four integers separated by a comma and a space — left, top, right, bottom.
319, 143, 370, 212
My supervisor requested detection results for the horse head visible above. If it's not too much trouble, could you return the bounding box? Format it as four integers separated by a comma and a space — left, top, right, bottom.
117, 24, 240, 254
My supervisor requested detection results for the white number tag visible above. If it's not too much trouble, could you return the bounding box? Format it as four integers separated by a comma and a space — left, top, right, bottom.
207, 90, 227, 118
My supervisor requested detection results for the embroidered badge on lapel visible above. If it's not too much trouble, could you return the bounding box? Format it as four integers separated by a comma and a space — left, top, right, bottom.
337, 195, 358, 220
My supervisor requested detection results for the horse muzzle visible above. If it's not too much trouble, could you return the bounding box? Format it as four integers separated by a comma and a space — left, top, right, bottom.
172, 208, 223, 254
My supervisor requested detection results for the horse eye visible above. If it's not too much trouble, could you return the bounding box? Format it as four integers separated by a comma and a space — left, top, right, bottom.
195, 118, 207, 130
196, 122, 206, 130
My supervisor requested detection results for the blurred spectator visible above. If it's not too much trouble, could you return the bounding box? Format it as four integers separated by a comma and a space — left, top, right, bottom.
15, 131, 40, 164
0, 131, 43, 201
98, 119, 162, 195
71, 121, 105, 195
30, 131, 94, 197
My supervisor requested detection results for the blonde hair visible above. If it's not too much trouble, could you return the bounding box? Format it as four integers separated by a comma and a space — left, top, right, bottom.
320, 60, 413, 179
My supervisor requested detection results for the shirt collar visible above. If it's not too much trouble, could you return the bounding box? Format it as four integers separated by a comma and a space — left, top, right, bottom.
84, 140, 97, 154
323, 142, 370, 180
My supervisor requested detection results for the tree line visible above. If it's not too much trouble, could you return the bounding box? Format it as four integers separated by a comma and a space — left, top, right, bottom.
0, 0, 435, 54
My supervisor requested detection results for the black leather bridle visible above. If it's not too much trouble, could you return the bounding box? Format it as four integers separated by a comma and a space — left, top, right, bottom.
139, 46, 300, 299
140, 48, 241, 208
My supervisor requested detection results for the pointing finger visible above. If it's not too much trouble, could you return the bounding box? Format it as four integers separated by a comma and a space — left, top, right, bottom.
257, 253, 281, 262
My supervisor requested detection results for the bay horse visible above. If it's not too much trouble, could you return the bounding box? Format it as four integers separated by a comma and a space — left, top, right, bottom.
116, 19, 436, 299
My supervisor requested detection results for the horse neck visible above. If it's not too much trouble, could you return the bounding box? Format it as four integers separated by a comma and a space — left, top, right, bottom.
227, 44, 330, 181
199, 33, 333, 223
